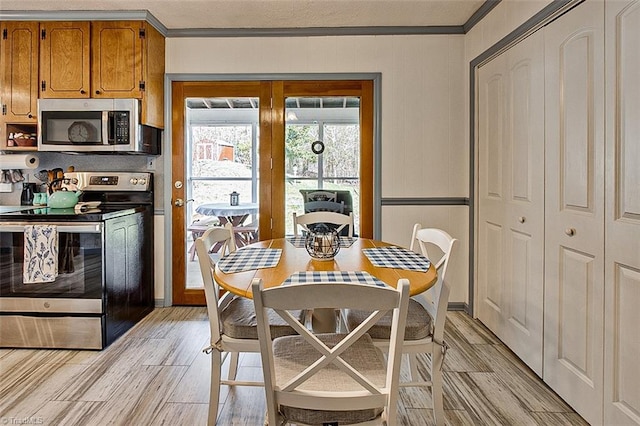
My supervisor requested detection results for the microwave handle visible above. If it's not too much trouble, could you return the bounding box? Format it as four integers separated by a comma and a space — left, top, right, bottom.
107, 111, 115, 144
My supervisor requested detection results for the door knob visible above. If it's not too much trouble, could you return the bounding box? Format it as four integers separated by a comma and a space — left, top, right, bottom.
565, 228, 576, 237
518, 216, 526, 223
174, 198, 184, 207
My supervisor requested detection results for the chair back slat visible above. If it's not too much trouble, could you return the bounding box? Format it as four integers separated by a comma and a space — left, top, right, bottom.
262, 282, 399, 311
293, 211, 354, 237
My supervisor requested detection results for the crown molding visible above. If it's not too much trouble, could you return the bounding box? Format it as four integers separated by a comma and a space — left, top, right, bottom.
0, 0, 499, 38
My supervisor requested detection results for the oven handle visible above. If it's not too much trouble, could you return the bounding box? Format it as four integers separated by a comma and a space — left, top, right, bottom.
0, 223, 103, 233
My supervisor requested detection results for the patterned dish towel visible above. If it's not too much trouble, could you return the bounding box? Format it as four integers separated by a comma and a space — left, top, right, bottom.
24, 225, 58, 283
362, 246, 431, 272
218, 247, 282, 273
283, 271, 387, 287
286, 235, 356, 248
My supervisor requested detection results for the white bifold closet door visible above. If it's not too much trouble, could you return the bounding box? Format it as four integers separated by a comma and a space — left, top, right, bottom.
476, 29, 545, 377
543, 1, 605, 424
604, 1, 640, 425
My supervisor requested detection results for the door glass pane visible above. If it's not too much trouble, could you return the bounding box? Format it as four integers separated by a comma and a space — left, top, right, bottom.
284, 97, 360, 235
185, 98, 259, 289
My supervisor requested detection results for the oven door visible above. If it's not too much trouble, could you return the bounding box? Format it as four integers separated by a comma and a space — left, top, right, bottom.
0, 222, 104, 314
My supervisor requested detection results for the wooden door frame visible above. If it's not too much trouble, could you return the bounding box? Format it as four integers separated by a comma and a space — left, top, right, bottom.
169, 77, 377, 306
171, 81, 271, 305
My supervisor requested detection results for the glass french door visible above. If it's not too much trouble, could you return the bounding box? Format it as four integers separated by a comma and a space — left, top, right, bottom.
171, 80, 373, 305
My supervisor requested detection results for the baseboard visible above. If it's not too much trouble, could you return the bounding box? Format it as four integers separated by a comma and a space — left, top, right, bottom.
448, 302, 469, 313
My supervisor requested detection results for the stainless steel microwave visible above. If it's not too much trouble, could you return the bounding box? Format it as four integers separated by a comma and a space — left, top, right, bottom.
37, 98, 161, 155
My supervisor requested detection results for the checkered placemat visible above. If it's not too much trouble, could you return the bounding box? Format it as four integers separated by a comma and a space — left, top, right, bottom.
286, 236, 356, 248
282, 271, 387, 287
362, 246, 431, 272
218, 247, 282, 273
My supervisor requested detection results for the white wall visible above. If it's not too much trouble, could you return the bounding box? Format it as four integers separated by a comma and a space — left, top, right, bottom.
165, 34, 470, 303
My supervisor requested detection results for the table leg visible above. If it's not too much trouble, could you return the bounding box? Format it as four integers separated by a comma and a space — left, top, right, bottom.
311, 308, 338, 333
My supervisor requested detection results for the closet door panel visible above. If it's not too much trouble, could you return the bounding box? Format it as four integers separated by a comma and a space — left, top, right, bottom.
605, 1, 640, 424
544, 1, 605, 424
477, 30, 545, 376
557, 247, 596, 371
503, 31, 545, 375
477, 54, 507, 337
562, 37, 593, 211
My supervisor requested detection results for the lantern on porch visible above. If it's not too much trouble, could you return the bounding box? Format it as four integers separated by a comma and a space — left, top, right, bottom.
230, 191, 240, 206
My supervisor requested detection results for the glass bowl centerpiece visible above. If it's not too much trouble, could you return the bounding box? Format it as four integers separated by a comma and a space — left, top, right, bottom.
304, 224, 340, 261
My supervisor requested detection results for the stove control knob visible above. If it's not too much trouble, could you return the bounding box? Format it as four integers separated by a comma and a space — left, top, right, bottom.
71, 178, 78, 185
130, 178, 138, 185
44, 302, 51, 309
138, 178, 147, 186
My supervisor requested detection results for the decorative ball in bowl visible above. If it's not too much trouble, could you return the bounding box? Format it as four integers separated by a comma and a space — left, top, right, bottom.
305, 227, 340, 261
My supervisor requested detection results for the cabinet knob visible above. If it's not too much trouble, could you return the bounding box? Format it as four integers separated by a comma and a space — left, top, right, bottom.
518, 216, 526, 223
80, 90, 86, 94
28, 114, 33, 119
95, 90, 100, 95
565, 228, 576, 237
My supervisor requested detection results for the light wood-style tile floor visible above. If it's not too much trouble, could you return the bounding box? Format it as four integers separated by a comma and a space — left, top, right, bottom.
0, 308, 588, 425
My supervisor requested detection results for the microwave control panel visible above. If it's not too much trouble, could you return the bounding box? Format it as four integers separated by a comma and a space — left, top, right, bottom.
112, 111, 130, 144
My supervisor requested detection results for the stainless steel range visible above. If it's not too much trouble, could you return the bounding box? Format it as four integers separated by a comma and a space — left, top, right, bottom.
0, 172, 154, 349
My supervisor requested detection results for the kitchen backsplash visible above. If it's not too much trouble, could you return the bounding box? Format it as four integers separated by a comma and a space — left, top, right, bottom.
0, 152, 165, 211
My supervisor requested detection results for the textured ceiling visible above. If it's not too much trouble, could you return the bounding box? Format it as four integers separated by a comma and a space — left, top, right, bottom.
1, 0, 487, 30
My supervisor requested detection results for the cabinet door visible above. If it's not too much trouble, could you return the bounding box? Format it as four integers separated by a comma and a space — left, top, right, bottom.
477, 30, 545, 376
91, 21, 143, 99
0, 22, 39, 123
543, 1, 605, 424
604, 1, 640, 425
40, 21, 90, 98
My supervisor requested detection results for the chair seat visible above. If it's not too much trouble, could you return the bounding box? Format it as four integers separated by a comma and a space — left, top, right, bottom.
221, 296, 304, 339
346, 299, 433, 340
273, 333, 385, 425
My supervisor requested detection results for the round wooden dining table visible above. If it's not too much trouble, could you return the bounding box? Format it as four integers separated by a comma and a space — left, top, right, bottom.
213, 237, 438, 299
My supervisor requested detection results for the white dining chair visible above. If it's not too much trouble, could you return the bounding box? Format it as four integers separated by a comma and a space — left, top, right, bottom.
196, 223, 304, 425
292, 211, 354, 237
252, 277, 410, 426
345, 224, 457, 426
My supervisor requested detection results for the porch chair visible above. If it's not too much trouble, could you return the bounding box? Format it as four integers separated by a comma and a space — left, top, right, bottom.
196, 223, 304, 425
345, 224, 457, 426
301, 189, 345, 213
304, 200, 345, 213
301, 189, 339, 202
252, 277, 410, 426
187, 216, 219, 261
293, 211, 354, 237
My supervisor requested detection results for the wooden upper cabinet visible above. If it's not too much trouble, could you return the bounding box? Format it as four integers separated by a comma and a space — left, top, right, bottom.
140, 22, 165, 129
1, 21, 39, 123
3, 20, 164, 131
40, 22, 91, 98
90, 21, 165, 128
91, 21, 144, 99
